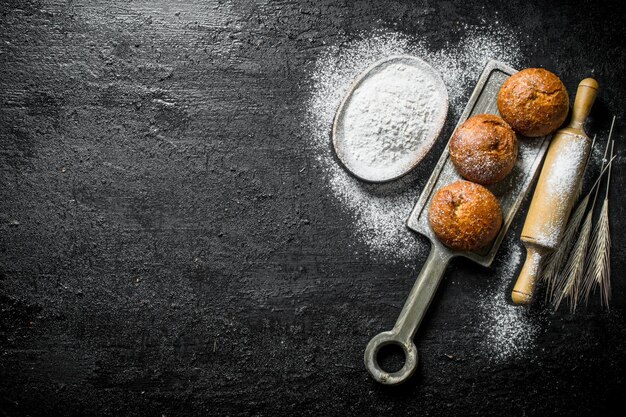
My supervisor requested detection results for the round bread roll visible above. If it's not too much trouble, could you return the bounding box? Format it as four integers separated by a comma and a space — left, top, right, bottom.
497, 68, 569, 137
428, 180, 503, 252
449, 114, 518, 185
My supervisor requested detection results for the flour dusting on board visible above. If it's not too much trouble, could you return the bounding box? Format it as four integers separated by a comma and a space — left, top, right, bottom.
303, 28, 523, 264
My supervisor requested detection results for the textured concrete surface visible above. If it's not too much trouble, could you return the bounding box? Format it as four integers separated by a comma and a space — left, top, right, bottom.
1, 1, 625, 416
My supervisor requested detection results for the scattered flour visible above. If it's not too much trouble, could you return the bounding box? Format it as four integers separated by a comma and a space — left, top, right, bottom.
303, 27, 523, 264
535, 137, 589, 247
478, 237, 542, 361
545, 139, 587, 192
336, 57, 447, 182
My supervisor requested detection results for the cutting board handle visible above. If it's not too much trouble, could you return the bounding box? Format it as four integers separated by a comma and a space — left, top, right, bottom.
364, 243, 451, 385
570, 78, 599, 131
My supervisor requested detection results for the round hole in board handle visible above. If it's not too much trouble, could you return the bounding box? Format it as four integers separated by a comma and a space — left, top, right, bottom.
364, 330, 418, 385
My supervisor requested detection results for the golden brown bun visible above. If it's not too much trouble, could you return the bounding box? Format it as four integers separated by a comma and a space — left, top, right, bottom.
449, 114, 518, 185
497, 68, 569, 137
428, 180, 503, 252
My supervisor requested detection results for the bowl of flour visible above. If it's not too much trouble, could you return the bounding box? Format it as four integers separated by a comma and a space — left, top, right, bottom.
332, 55, 448, 183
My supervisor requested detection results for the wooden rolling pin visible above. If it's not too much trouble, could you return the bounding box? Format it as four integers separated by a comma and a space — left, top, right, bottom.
511, 78, 599, 305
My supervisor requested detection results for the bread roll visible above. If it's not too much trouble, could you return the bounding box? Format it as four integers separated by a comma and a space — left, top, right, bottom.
428, 180, 503, 252
449, 114, 518, 185
497, 68, 569, 137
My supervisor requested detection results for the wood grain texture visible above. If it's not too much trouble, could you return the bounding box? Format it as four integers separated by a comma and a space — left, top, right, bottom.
1, 1, 625, 416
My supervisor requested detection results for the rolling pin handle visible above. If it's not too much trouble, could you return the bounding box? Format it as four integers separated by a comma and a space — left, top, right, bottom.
511, 246, 548, 305
570, 78, 599, 131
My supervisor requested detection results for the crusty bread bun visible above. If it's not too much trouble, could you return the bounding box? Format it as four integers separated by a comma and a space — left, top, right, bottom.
449, 114, 518, 185
428, 180, 503, 252
497, 68, 569, 137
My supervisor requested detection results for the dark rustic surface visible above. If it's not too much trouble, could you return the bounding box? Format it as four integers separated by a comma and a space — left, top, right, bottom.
1, 1, 625, 416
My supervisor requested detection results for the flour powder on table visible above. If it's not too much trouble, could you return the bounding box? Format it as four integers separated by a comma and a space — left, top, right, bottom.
304, 26, 544, 362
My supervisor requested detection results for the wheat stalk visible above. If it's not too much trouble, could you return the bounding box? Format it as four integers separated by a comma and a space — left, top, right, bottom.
552, 210, 593, 312
583, 201, 611, 307
551, 118, 616, 313
542, 193, 589, 302
574, 134, 596, 201
542, 136, 609, 305
583, 138, 614, 309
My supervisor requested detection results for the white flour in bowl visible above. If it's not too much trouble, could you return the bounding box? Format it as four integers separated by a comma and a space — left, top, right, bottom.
334, 57, 448, 182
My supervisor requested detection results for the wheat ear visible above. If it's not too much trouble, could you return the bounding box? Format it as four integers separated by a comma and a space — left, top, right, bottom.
542, 193, 589, 302
551, 136, 616, 312
543, 136, 610, 306
583, 137, 614, 309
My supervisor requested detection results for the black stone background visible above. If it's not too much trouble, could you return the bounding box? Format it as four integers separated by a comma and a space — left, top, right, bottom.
1, 1, 625, 416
